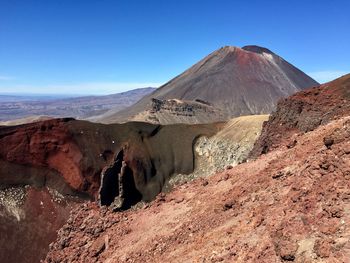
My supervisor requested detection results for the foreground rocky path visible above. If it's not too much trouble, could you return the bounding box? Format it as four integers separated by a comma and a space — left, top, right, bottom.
46, 116, 350, 263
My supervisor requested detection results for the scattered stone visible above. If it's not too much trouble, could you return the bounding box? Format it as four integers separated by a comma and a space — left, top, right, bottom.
344, 144, 350, 154
272, 171, 284, 179
314, 239, 332, 258
174, 197, 184, 204
90, 236, 106, 257
223, 200, 235, 211
275, 238, 297, 262
287, 139, 297, 149
323, 136, 334, 149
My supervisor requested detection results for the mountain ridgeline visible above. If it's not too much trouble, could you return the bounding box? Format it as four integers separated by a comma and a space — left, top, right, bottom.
93, 45, 318, 124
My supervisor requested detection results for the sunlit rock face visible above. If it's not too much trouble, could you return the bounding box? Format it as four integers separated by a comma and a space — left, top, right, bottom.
250, 73, 350, 158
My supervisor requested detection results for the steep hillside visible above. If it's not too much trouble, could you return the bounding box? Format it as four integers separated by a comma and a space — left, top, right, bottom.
250, 73, 350, 158
45, 74, 350, 263
95, 45, 318, 124
167, 115, 269, 186
0, 118, 221, 263
46, 116, 350, 262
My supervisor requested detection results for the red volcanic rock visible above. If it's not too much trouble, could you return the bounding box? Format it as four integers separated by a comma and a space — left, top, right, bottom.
45, 116, 350, 262
0, 118, 220, 202
0, 186, 78, 263
250, 73, 350, 158
0, 119, 90, 194
0, 118, 219, 262
44, 74, 350, 263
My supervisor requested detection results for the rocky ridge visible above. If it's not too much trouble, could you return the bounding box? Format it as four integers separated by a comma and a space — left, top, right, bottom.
250, 73, 350, 158
131, 98, 227, 124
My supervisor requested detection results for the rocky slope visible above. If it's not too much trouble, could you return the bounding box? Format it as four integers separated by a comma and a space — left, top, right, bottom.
94, 45, 318, 124
130, 98, 228, 125
166, 115, 269, 187
0, 118, 221, 263
0, 118, 221, 205
0, 186, 80, 263
45, 73, 350, 262
250, 73, 350, 158
46, 116, 350, 263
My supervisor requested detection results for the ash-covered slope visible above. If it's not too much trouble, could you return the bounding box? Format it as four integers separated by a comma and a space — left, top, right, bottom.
250, 73, 350, 158
95, 45, 318, 124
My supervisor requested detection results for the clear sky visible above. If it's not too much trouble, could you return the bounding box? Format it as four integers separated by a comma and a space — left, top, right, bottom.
0, 0, 349, 95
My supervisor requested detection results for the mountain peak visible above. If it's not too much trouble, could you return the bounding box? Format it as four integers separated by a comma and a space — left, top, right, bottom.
96, 45, 318, 124
242, 45, 274, 55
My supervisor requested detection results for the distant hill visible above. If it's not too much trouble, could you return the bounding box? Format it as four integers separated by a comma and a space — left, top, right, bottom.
93, 45, 318, 124
0, 87, 155, 122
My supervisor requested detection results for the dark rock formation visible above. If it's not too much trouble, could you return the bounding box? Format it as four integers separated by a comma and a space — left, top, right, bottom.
127, 98, 227, 124
0, 118, 220, 262
0, 118, 221, 201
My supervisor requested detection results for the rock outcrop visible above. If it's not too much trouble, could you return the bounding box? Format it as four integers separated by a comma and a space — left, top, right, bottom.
250, 73, 350, 158
45, 115, 350, 263
0, 118, 223, 263
0, 118, 221, 204
130, 98, 228, 124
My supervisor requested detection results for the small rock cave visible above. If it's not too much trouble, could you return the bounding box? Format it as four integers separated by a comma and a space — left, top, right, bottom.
99, 150, 123, 206
119, 165, 142, 209
99, 149, 142, 210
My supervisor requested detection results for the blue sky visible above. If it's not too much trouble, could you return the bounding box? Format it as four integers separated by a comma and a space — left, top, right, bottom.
0, 0, 349, 95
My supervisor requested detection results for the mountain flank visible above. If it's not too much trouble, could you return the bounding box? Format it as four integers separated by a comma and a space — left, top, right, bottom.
93, 45, 318, 124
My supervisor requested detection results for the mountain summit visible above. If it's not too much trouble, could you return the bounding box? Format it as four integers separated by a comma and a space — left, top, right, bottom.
94, 45, 318, 124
